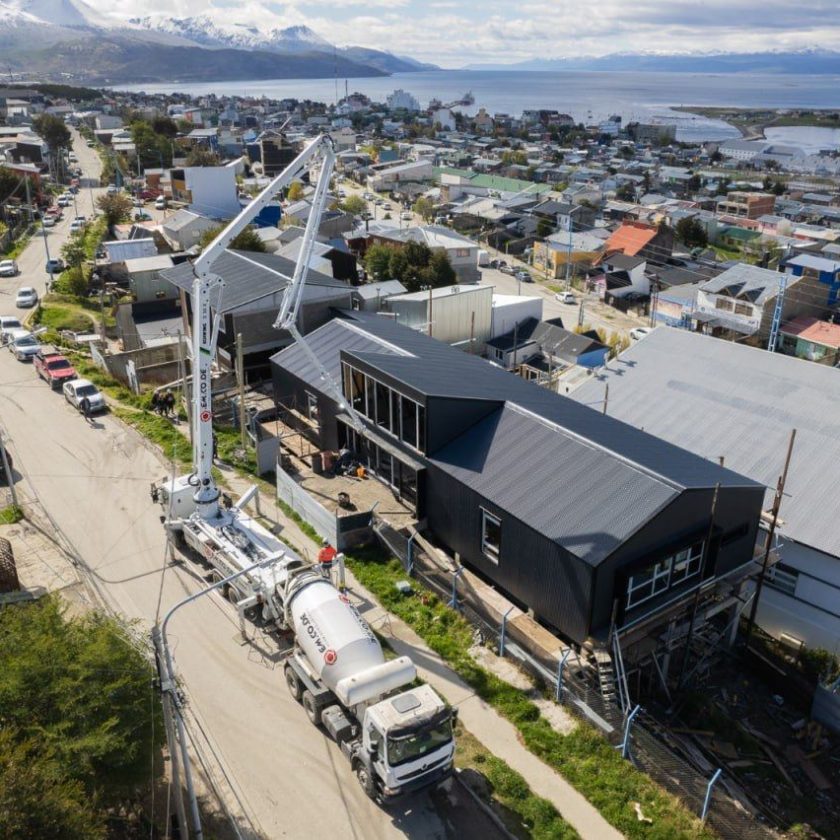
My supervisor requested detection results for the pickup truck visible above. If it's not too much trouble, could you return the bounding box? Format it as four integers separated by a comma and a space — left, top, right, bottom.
34, 347, 77, 389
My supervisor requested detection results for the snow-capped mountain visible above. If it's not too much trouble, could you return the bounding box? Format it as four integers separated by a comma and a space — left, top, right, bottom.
0, 0, 98, 29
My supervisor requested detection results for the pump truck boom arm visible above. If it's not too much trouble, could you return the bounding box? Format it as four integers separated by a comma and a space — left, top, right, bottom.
187, 134, 336, 522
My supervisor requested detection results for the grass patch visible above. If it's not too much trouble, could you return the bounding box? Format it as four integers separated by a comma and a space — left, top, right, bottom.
0, 505, 23, 525
456, 725, 579, 840
214, 425, 258, 475
112, 407, 191, 468
34, 298, 95, 333
345, 548, 714, 840
2, 227, 34, 260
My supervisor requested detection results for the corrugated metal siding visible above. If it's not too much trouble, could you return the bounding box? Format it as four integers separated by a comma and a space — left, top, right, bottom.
427, 465, 594, 642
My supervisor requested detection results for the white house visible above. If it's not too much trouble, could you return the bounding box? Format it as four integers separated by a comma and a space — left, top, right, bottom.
170, 163, 240, 219
161, 209, 219, 252
368, 159, 433, 192
431, 108, 456, 131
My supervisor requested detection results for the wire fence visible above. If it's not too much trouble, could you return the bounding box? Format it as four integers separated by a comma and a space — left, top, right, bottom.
374, 517, 777, 840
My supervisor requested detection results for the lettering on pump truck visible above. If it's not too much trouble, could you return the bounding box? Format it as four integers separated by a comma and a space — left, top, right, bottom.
299, 612, 327, 655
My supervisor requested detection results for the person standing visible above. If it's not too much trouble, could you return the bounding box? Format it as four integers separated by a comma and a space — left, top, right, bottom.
80, 395, 92, 424
317, 539, 337, 579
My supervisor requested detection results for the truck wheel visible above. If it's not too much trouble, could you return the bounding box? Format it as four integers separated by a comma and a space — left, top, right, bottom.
302, 690, 321, 726
284, 665, 302, 702
355, 764, 376, 800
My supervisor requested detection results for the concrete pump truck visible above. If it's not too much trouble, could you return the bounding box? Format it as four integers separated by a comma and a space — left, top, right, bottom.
151, 135, 456, 802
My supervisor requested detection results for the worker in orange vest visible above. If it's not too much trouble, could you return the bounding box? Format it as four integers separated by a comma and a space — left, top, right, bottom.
318, 539, 337, 579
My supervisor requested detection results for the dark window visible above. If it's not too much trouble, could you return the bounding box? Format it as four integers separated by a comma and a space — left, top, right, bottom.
375, 381, 390, 429
391, 390, 401, 436
417, 405, 426, 452
481, 509, 501, 563
670, 542, 703, 585
626, 541, 705, 610
350, 368, 366, 415
401, 398, 417, 448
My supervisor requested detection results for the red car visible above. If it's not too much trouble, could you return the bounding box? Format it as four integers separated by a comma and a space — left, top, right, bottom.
34, 347, 77, 389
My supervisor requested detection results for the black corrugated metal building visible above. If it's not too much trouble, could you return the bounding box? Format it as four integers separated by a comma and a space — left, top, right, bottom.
271, 311, 764, 645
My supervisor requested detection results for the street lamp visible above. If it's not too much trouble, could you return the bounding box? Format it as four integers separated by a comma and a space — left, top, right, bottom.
152, 556, 278, 840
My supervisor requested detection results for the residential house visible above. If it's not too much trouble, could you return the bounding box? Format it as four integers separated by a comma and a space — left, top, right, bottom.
271, 311, 763, 648
651, 282, 702, 328
368, 159, 433, 192
602, 221, 673, 264
778, 316, 840, 365
169, 164, 240, 218
160, 249, 353, 375
486, 318, 608, 372
716, 191, 776, 220
161, 209, 219, 252
692, 263, 829, 342
351, 280, 408, 311
600, 253, 649, 298
532, 231, 606, 279
785, 253, 840, 309
572, 327, 840, 655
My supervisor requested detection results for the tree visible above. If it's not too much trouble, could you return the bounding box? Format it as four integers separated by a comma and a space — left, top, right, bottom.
420, 248, 456, 289
412, 197, 435, 223
151, 115, 178, 138
615, 182, 636, 202
96, 192, 132, 227
199, 224, 266, 253
536, 217, 553, 238
675, 217, 708, 249
130, 120, 173, 169
0, 167, 25, 203
185, 146, 221, 167
687, 174, 702, 192
287, 181, 305, 201
0, 732, 105, 840
0, 596, 162, 801
364, 243, 394, 280
61, 234, 87, 269
341, 195, 367, 216
33, 114, 71, 154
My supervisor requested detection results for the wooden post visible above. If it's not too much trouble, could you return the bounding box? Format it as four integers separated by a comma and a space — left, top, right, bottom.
237, 333, 247, 450
602, 383, 609, 415
427, 286, 433, 337
745, 428, 797, 645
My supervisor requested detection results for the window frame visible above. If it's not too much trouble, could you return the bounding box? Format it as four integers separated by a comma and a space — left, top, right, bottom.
766, 562, 798, 596
480, 508, 501, 564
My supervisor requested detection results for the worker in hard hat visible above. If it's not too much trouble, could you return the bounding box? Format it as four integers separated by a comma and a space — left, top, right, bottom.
318, 538, 337, 579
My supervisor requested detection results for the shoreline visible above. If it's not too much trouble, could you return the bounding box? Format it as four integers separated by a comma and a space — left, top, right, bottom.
672, 105, 840, 140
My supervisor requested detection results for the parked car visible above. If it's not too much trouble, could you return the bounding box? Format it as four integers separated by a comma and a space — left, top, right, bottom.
0, 260, 19, 277
7, 329, 40, 361
15, 287, 38, 308
69, 219, 86, 233
34, 346, 76, 388
57, 196, 71, 207
106, 184, 118, 194
140, 189, 160, 201
132, 198, 144, 208
154, 197, 166, 210
515, 270, 533, 283
0, 316, 23, 345
499, 264, 516, 275
45, 258, 65, 274
629, 327, 653, 341
400, 211, 412, 221
46, 206, 63, 219
73, 215, 86, 223
64, 379, 106, 413
42, 216, 56, 228
555, 291, 576, 304
134, 211, 152, 222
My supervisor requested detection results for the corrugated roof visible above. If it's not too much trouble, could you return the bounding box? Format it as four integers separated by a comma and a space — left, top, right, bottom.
780, 316, 840, 349
571, 327, 840, 558
700, 263, 783, 306
272, 312, 758, 564
604, 222, 657, 256
431, 403, 678, 565
160, 249, 346, 313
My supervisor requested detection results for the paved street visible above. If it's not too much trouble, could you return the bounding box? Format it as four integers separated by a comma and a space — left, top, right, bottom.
0, 135, 505, 840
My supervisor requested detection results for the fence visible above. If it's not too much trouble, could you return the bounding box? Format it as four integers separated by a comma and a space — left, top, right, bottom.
374, 518, 775, 840
276, 464, 373, 551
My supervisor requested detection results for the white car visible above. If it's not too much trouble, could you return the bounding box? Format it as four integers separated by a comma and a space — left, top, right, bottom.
155, 197, 166, 210
15, 287, 38, 309
69, 220, 86, 233
57, 196, 71, 207
630, 327, 653, 341
555, 291, 576, 304
42, 216, 56, 228
0, 316, 23, 344
8, 329, 40, 361
63, 378, 106, 413
400, 211, 412, 221
0, 259, 19, 277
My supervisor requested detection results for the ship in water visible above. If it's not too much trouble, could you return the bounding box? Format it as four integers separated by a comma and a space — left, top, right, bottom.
443, 91, 475, 108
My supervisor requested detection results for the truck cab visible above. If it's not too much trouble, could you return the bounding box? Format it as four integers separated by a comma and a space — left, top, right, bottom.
34, 347, 77, 388
360, 684, 455, 800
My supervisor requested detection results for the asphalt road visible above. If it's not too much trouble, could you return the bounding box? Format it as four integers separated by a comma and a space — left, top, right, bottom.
0, 135, 506, 840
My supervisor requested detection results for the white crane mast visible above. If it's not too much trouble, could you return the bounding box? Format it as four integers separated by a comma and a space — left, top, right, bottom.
187, 134, 336, 521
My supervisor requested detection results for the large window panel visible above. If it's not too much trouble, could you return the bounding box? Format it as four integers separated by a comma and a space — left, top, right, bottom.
391, 390, 402, 437
416, 405, 426, 452
375, 381, 390, 429
401, 398, 417, 448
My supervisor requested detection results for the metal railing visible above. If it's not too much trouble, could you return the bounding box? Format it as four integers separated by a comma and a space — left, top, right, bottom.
375, 522, 776, 840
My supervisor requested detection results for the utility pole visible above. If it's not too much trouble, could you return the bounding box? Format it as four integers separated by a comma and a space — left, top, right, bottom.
602, 383, 609, 415
564, 216, 573, 289
744, 429, 796, 646
23, 175, 33, 223
427, 286, 433, 337
236, 333, 247, 450
0, 434, 18, 509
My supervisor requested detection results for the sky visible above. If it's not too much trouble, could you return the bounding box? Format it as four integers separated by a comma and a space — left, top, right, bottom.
86, 0, 840, 66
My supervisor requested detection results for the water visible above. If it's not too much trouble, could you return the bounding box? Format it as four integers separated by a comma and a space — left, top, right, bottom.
764, 126, 840, 154
120, 69, 840, 143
